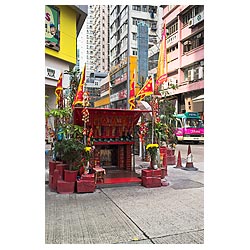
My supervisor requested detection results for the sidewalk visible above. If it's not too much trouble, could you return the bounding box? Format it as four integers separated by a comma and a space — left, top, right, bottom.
45, 146, 204, 244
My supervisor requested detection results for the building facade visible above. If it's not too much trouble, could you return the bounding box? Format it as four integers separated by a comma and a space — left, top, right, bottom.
45, 5, 88, 135
159, 5, 204, 119
85, 71, 108, 107
109, 5, 162, 109
84, 5, 95, 78
94, 74, 111, 108
92, 5, 110, 73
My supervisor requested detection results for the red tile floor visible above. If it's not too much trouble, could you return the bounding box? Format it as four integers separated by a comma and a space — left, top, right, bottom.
96, 166, 141, 186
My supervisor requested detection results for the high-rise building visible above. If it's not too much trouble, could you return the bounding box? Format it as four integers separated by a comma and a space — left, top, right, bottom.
109, 5, 162, 109
77, 5, 110, 107
81, 5, 110, 78
92, 5, 110, 73
85, 5, 95, 78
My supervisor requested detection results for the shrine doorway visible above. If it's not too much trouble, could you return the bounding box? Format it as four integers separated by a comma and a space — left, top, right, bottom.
99, 145, 118, 168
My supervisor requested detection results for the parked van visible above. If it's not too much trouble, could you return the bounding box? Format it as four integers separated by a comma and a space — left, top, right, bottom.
174, 112, 204, 144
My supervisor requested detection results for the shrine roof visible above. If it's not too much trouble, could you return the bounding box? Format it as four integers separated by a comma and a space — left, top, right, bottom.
73, 107, 150, 128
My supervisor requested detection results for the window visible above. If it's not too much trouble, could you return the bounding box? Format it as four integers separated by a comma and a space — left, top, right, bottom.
194, 5, 204, 16
183, 31, 204, 53
132, 33, 137, 40
132, 18, 138, 25
185, 118, 203, 128
142, 5, 147, 12
132, 5, 141, 11
176, 119, 182, 128
167, 21, 178, 36
183, 61, 204, 82
167, 44, 178, 53
182, 8, 193, 25
148, 6, 157, 13
132, 50, 137, 55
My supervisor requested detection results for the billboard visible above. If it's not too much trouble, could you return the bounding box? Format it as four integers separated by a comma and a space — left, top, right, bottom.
137, 22, 149, 86
45, 5, 60, 51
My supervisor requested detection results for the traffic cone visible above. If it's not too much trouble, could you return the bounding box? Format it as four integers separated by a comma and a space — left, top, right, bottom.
182, 145, 198, 171
174, 150, 182, 168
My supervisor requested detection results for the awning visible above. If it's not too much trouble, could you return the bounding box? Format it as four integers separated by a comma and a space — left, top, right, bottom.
193, 94, 204, 103
135, 100, 152, 121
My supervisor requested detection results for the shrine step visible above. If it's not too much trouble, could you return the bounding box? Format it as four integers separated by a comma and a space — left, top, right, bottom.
96, 177, 141, 188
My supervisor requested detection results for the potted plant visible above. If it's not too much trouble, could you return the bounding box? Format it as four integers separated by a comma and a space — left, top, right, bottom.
157, 97, 178, 165
146, 143, 159, 169
55, 138, 85, 181
82, 145, 95, 174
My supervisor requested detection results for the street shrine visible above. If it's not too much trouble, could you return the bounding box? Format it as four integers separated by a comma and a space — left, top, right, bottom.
73, 108, 148, 176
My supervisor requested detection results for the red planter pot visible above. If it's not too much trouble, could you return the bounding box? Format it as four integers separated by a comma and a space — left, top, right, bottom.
160, 147, 167, 168
56, 164, 68, 179
141, 169, 161, 177
167, 148, 176, 165
77, 180, 96, 193
49, 174, 54, 191
64, 170, 78, 182
80, 173, 95, 181
49, 160, 63, 175
142, 176, 161, 188
51, 169, 62, 191
57, 180, 75, 194
161, 167, 167, 178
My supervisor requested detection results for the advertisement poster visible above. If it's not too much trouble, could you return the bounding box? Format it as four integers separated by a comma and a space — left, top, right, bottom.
45, 5, 60, 51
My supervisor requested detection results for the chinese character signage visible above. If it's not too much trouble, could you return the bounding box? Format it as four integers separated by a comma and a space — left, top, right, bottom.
45, 5, 60, 51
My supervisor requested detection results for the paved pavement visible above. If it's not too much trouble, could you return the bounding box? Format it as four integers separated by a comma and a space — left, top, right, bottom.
45, 143, 204, 244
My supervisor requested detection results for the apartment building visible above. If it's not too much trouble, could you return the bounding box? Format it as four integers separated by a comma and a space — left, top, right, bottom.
109, 5, 162, 109
85, 5, 95, 77
157, 5, 204, 119
78, 5, 110, 107
92, 5, 110, 73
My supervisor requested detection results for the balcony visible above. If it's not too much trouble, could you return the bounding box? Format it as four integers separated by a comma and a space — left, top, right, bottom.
181, 45, 204, 68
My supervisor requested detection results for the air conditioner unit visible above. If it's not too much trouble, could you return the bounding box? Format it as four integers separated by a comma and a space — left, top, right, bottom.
188, 69, 194, 81
188, 18, 194, 27
193, 11, 204, 26
198, 67, 203, 79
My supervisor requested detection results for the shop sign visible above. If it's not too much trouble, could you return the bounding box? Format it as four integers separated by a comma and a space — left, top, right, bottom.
110, 93, 119, 102
114, 72, 127, 85
45, 66, 61, 80
167, 33, 178, 46
193, 11, 204, 26
110, 89, 127, 102
119, 89, 127, 99
45, 5, 60, 51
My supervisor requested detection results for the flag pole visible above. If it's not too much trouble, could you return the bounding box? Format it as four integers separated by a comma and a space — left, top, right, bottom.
83, 65, 87, 146
151, 74, 155, 144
